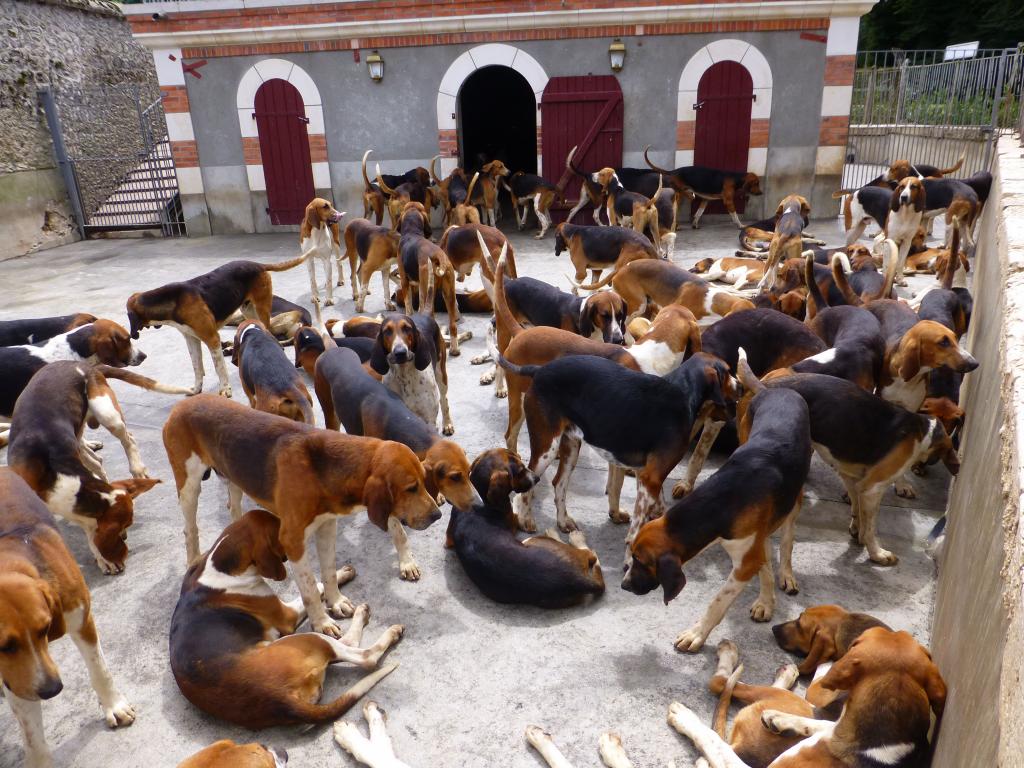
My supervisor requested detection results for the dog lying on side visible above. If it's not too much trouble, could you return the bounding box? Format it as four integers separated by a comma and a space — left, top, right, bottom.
773, 604, 890, 675
447, 448, 604, 609
178, 740, 288, 768
169, 509, 401, 729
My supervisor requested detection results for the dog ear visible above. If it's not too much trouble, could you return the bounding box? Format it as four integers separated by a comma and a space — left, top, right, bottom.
807, 648, 863, 707
914, 183, 926, 213
775, 200, 785, 218
421, 211, 432, 239
252, 524, 288, 582
578, 300, 595, 338
303, 202, 320, 234
686, 320, 702, 358
412, 323, 432, 371
923, 664, 947, 717
369, 331, 391, 376
230, 328, 242, 367
363, 476, 392, 532
112, 477, 161, 498
125, 307, 143, 340
486, 469, 512, 507
656, 552, 686, 604
890, 188, 903, 213
799, 197, 810, 218
37, 580, 65, 641
797, 627, 838, 676
898, 336, 922, 381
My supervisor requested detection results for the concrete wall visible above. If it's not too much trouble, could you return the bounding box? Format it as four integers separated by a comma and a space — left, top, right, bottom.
183, 31, 828, 234
930, 135, 1024, 767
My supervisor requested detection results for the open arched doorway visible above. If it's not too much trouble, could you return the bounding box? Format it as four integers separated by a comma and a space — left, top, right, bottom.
458, 66, 537, 175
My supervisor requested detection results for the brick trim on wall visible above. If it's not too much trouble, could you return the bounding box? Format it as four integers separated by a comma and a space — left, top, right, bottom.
308, 133, 328, 163
170, 139, 200, 168
161, 85, 190, 113
675, 117, 770, 153
824, 55, 855, 86
177, 18, 828, 59
819, 115, 850, 147
241, 136, 262, 165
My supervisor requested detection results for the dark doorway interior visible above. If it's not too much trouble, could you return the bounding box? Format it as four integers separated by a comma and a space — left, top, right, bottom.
459, 66, 537, 176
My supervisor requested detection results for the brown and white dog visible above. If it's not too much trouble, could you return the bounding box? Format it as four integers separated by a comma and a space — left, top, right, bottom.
554, 222, 660, 293
692, 256, 767, 292
438, 222, 516, 300
591, 167, 663, 247
880, 176, 926, 286
299, 197, 346, 306
163, 395, 441, 636
506, 171, 559, 239
0, 469, 136, 768
169, 510, 401, 729
758, 195, 811, 290
772, 604, 890, 675
178, 741, 288, 768
8, 361, 175, 573
471, 159, 512, 227
126, 256, 310, 397
232, 320, 314, 424
344, 218, 401, 313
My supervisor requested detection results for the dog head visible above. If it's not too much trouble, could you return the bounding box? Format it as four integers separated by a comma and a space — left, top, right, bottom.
293, 326, 326, 376
370, 313, 431, 375
398, 201, 431, 238
580, 290, 626, 345
423, 440, 481, 511
303, 197, 344, 232
897, 320, 979, 381
915, 417, 961, 476
635, 305, 702, 359
76, 319, 145, 366
690, 258, 715, 274
893, 176, 926, 213
0, 572, 65, 700
775, 194, 810, 219
885, 159, 914, 183
178, 740, 288, 768
919, 396, 965, 438
481, 160, 510, 178
771, 604, 891, 675
591, 168, 617, 190
466, 448, 537, 531
554, 224, 569, 257
124, 296, 148, 340
847, 244, 878, 271
209, 509, 288, 582
363, 442, 442, 532
87, 477, 161, 574
230, 320, 265, 368
622, 517, 687, 604
742, 172, 763, 196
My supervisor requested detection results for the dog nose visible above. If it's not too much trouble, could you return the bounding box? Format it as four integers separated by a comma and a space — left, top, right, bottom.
958, 352, 979, 372
37, 675, 63, 700
131, 350, 147, 364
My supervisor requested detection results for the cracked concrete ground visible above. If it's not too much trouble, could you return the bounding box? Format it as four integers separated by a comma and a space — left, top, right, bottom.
0, 217, 948, 767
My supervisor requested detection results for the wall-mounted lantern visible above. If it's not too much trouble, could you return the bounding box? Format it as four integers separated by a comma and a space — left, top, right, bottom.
367, 50, 384, 82
609, 39, 626, 72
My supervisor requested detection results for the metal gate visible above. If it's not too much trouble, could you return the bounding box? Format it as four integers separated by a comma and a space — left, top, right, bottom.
694, 60, 754, 214
842, 46, 1024, 189
39, 84, 186, 238
254, 78, 315, 226
541, 75, 624, 223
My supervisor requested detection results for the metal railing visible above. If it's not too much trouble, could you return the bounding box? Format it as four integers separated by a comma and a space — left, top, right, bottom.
843, 46, 1023, 189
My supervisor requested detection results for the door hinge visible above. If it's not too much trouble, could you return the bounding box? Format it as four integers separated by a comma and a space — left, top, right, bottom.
298, 116, 310, 124
693, 101, 704, 110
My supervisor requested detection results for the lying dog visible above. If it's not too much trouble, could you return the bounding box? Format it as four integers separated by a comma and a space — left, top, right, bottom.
772, 604, 890, 675
692, 256, 766, 292
0, 469, 136, 767
178, 740, 288, 768
0, 312, 97, 346
169, 509, 401, 728
223, 295, 311, 343
447, 448, 604, 608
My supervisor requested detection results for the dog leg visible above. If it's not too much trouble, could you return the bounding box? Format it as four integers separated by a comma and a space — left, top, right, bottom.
515, 439, 559, 533
893, 470, 916, 499
760, 710, 835, 739
319, 623, 404, 670
674, 550, 751, 652
342, 603, 371, 645
334, 701, 414, 768
325, 256, 336, 306
859, 486, 897, 565
316, 518, 356, 617
667, 702, 750, 768
183, 332, 205, 394
5, 692, 52, 768
772, 663, 800, 690
436, 364, 454, 436
606, 464, 629, 524
290, 550, 345, 638
729, 209, 743, 229
674, 419, 724, 497
67, 607, 135, 728
777, 499, 801, 594
226, 482, 243, 521
205, 337, 233, 398
534, 193, 548, 238
179, 453, 207, 564
381, 267, 395, 311
79, 440, 108, 482
307, 257, 327, 307
525, 726, 575, 768
284, 566, 357, 624
552, 433, 582, 532
692, 200, 708, 229
748, 542, 775, 622
87, 389, 147, 478
387, 516, 421, 581
598, 733, 634, 768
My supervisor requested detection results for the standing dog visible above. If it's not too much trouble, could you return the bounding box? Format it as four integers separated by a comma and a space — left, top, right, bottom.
643, 148, 763, 228
299, 197, 345, 306
232, 320, 314, 424
554, 222, 660, 292
343, 218, 401, 313
506, 171, 559, 238
0, 469, 136, 768
126, 256, 310, 397
758, 195, 811, 290
882, 176, 926, 285
471, 159, 512, 227
592, 167, 663, 247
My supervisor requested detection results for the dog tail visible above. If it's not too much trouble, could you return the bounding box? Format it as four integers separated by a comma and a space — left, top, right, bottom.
571, 268, 618, 292
942, 216, 960, 291
496, 353, 539, 378
285, 663, 397, 725
713, 663, 744, 739
642, 145, 675, 176
361, 149, 374, 192
375, 163, 397, 197
483, 230, 524, 338
804, 251, 828, 320
94, 365, 193, 395
566, 145, 587, 179
736, 348, 763, 394
878, 238, 898, 300
831, 253, 862, 306
938, 152, 966, 176
429, 154, 443, 186
465, 172, 480, 203
263, 253, 312, 272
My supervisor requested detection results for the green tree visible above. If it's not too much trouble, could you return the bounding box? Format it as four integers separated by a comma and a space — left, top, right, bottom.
861, 0, 1024, 50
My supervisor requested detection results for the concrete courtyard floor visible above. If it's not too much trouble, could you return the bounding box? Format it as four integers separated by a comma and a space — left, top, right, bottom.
0, 218, 947, 767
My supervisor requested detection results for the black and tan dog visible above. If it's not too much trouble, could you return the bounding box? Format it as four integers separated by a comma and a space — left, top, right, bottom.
471, 159, 512, 227
554, 222, 660, 291
0, 469, 136, 767
623, 367, 812, 652
501, 275, 626, 345
293, 326, 377, 379
506, 171, 559, 239
446, 447, 605, 608
0, 313, 97, 346
758, 194, 811, 290
360, 150, 430, 226
169, 509, 401, 729
232, 320, 314, 424
591, 167, 662, 247
375, 159, 434, 229
343, 217, 401, 313
8, 361, 175, 573
643, 147, 763, 228
126, 256, 309, 397
224, 295, 311, 344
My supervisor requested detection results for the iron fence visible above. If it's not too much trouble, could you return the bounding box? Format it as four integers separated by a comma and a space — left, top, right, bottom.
843, 46, 1024, 189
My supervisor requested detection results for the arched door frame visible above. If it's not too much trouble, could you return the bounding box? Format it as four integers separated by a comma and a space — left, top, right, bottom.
676, 40, 772, 175
437, 44, 548, 175
236, 58, 330, 198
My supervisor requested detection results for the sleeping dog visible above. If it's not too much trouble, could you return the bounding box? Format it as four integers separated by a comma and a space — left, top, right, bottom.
447, 448, 605, 608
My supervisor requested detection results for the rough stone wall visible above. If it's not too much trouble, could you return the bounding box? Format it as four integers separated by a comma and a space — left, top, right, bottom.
0, 0, 157, 259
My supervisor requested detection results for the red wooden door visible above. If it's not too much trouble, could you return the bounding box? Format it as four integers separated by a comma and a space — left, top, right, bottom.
694, 61, 753, 214
254, 79, 315, 225
541, 76, 623, 223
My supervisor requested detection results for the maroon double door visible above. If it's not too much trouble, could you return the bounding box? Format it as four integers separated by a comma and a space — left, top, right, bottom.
254, 78, 315, 225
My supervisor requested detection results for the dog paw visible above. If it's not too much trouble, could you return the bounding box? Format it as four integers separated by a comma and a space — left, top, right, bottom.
674, 627, 707, 653
775, 664, 800, 690
324, 298, 336, 306
868, 548, 899, 566
129, 465, 150, 479
912, 463, 928, 477
557, 516, 579, 533
327, 596, 356, 619
517, 515, 538, 533
470, 354, 491, 366
189, 385, 203, 396
351, 603, 371, 624
218, 385, 233, 398
336, 565, 357, 585
387, 624, 405, 643
441, 423, 455, 436
314, 617, 345, 638
607, 508, 630, 524
760, 710, 796, 736
399, 561, 422, 581
893, 479, 916, 498
103, 696, 136, 728
749, 599, 774, 622
777, 572, 799, 595
96, 557, 123, 576
671, 479, 693, 499
85, 439, 104, 451
385, 301, 396, 311
495, 385, 508, 399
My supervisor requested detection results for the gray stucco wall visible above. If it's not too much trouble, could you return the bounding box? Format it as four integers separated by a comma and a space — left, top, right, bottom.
183, 31, 828, 234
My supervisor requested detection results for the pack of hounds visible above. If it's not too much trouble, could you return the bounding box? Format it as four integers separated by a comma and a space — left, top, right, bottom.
0, 145, 985, 768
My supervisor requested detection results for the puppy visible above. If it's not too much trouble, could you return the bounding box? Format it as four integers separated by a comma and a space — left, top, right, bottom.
447, 448, 604, 608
